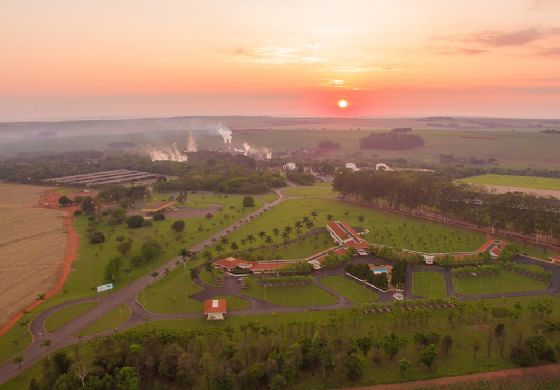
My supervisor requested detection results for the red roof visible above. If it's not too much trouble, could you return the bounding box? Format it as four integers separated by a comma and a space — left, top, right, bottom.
213, 257, 296, 273
327, 221, 348, 241
214, 257, 251, 269
347, 241, 370, 250
550, 256, 560, 262
327, 221, 368, 248
204, 299, 227, 314
251, 262, 292, 271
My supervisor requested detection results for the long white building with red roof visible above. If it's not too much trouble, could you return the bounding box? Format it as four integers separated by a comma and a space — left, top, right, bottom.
213, 257, 297, 274
326, 221, 369, 251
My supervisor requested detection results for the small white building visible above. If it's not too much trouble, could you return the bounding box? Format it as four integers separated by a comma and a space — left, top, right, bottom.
283, 162, 297, 171
345, 163, 359, 172
423, 255, 435, 265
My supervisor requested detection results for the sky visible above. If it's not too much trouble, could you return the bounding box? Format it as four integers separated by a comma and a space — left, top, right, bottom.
1, 0, 560, 121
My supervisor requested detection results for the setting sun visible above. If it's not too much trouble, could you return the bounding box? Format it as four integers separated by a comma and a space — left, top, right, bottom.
337, 99, 348, 109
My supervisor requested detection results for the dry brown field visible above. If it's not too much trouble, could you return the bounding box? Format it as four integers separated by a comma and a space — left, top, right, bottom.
0, 184, 66, 326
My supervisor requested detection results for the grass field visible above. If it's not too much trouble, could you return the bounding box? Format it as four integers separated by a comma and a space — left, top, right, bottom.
412, 271, 447, 298
282, 183, 336, 198
460, 174, 560, 190
44, 302, 97, 332
210, 295, 250, 311
0, 315, 32, 364
319, 275, 378, 303
75, 304, 131, 337
242, 278, 337, 307
0, 184, 67, 326
138, 265, 203, 314
218, 197, 488, 260
453, 271, 549, 295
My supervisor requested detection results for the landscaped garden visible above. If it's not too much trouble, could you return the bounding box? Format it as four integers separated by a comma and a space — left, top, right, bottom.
319, 275, 379, 303
241, 277, 338, 307
452, 271, 549, 295
412, 271, 447, 298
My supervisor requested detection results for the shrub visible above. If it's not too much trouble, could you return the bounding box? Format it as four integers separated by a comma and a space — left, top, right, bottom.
242, 196, 255, 208
152, 212, 165, 221
89, 231, 105, 244
126, 215, 145, 228
172, 220, 186, 233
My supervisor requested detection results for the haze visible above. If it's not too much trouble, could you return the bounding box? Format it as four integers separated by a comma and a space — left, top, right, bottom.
1, 0, 560, 120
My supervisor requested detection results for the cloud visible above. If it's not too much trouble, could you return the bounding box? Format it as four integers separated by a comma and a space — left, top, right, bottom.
229, 45, 327, 65
329, 65, 402, 73
432, 27, 560, 55
530, 0, 560, 9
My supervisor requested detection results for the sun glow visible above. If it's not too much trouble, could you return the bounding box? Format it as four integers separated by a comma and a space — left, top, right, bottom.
337, 99, 348, 109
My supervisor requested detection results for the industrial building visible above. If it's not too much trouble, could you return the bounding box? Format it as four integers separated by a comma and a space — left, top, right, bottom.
44, 169, 166, 187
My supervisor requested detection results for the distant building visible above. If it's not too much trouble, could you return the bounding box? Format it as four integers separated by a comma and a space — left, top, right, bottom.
423, 255, 435, 265
550, 256, 560, 264
213, 257, 297, 274
141, 200, 175, 215
345, 163, 359, 172
477, 239, 507, 258
43, 169, 166, 187
283, 162, 297, 171
204, 299, 227, 320
326, 221, 369, 251
375, 163, 393, 171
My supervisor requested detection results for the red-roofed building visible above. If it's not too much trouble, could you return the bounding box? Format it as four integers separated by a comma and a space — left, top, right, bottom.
326, 221, 369, 252
213, 257, 297, 274
550, 256, 560, 264
204, 299, 227, 320
477, 239, 507, 258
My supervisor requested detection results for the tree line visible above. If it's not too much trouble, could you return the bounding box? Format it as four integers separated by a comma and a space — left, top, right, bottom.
333, 170, 560, 242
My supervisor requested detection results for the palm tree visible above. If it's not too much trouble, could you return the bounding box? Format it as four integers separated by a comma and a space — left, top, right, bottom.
258, 231, 266, 243
305, 220, 314, 231
281, 231, 290, 245
240, 239, 246, 247
265, 235, 273, 245
327, 214, 334, 221
190, 268, 199, 280
230, 241, 239, 252
273, 228, 280, 241
311, 211, 318, 220
302, 216, 310, 224
215, 244, 224, 255
284, 225, 293, 237
40, 338, 53, 357
246, 234, 256, 245
12, 355, 23, 373
179, 248, 188, 262
220, 237, 229, 246
202, 249, 213, 262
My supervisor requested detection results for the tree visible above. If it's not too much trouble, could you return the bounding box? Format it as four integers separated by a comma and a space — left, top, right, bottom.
243, 196, 255, 208
380, 332, 407, 360
104, 257, 123, 283
442, 335, 453, 357
89, 231, 105, 244
418, 344, 438, 370
141, 240, 163, 262
172, 220, 186, 233
495, 323, 506, 357
116, 366, 140, 390
126, 215, 144, 228
80, 197, 95, 215
117, 240, 132, 256
230, 242, 239, 252
58, 196, 73, 207
152, 211, 165, 221
346, 352, 366, 380
190, 268, 199, 280
399, 358, 411, 377
12, 355, 23, 373
471, 337, 480, 360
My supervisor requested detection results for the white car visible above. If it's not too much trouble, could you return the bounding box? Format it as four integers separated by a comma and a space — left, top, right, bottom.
357, 249, 369, 256
393, 292, 404, 301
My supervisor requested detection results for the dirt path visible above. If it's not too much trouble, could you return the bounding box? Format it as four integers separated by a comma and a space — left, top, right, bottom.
348, 363, 560, 389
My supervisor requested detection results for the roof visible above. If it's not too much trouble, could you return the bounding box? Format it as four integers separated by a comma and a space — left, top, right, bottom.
204, 299, 227, 314
477, 239, 507, 253
213, 257, 296, 272
141, 201, 174, 211
550, 256, 560, 261
327, 221, 369, 248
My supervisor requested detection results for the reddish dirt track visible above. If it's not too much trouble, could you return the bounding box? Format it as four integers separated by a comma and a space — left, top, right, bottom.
0, 191, 79, 337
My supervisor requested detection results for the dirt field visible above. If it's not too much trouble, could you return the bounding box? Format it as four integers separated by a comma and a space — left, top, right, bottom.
482, 184, 560, 199
0, 184, 67, 328
166, 204, 223, 218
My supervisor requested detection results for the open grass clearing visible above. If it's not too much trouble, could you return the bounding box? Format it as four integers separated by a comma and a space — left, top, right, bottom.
412, 271, 447, 298
209, 295, 250, 311
319, 275, 378, 303
138, 265, 203, 314
44, 302, 97, 333
282, 184, 335, 198
460, 174, 560, 191
75, 304, 131, 337
241, 278, 337, 307
453, 271, 549, 295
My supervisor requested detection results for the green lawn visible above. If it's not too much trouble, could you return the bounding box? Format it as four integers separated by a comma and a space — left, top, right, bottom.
282, 184, 335, 198
209, 295, 250, 311
460, 174, 560, 190
138, 265, 203, 314
75, 304, 132, 337
44, 302, 97, 332
0, 316, 32, 364
412, 271, 447, 298
241, 278, 337, 307
452, 271, 549, 295
319, 275, 378, 303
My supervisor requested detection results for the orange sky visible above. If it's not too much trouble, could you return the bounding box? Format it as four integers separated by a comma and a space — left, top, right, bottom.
1, 0, 560, 120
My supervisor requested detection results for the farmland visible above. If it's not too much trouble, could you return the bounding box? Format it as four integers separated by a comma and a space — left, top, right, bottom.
0, 184, 68, 328
460, 174, 560, 191
453, 271, 549, 295
412, 271, 448, 298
